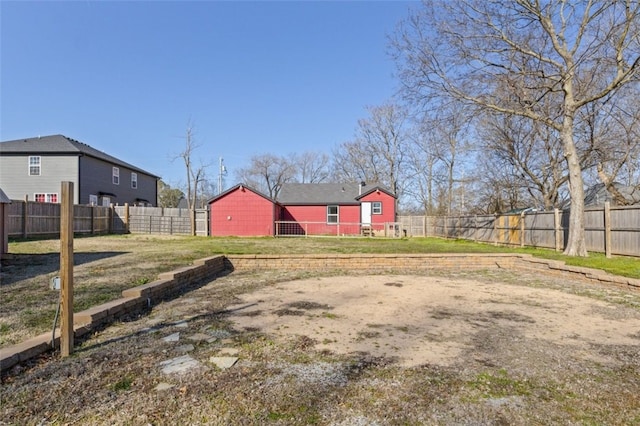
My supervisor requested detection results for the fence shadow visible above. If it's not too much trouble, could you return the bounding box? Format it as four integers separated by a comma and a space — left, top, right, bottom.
0, 251, 127, 286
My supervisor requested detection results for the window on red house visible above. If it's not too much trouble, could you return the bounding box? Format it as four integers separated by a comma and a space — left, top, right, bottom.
372, 202, 382, 214
327, 205, 339, 223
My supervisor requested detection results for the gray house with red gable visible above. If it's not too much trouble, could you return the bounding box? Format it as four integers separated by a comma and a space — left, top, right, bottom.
0, 135, 159, 206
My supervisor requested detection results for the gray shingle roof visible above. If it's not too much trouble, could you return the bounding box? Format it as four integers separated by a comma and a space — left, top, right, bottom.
277, 183, 394, 204
584, 183, 640, 206
0, 188, 11, 203
0, 134, 159, 178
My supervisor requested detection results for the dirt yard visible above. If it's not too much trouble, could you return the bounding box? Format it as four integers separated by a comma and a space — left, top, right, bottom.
2, 266, 640, 425
226, 274, 640, 368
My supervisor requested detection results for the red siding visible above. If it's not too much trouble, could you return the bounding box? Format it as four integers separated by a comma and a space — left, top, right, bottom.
282, 204, 362, 235
360, 191, 396, 224
209, 187, 275, 236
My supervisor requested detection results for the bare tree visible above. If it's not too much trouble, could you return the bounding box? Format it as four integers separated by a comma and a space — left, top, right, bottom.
292, 151, 330, 183
235, 154, 296, 200
332, 138, 383, 184
405, 129, 443, 215
394, 0, 640, 256
333, 103, 409, 202
174, 122, 209, 235
479, 113, 569, 210
580, 87, 640, 204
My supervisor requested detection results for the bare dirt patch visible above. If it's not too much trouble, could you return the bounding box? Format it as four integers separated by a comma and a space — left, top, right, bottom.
2, 268, 640, 425
226, 274, 640, 368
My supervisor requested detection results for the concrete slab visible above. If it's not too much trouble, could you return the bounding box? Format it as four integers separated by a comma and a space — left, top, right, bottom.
175, 344, 194, 353
160, 355, 202, 374
209, 356, 238, 370
162, 332, 180, 343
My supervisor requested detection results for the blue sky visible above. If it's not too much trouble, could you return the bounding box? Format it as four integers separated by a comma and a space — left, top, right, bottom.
1, 0, 417, 188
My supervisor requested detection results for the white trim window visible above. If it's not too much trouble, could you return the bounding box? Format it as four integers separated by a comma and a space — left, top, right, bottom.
89, 194, 98, 205
372, 201, 382, 215
327, 205, 339, 224
34, 193, 58, 203
29, 156, 41, 176
112, 167, 120, 185
131, 172, 138, 189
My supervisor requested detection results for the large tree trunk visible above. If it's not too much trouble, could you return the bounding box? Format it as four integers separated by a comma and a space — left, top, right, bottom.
561, 105, 587, 256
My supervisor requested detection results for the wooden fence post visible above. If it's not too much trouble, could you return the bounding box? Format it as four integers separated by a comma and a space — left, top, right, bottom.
554, 208, 562, 252
474, 215, 479, 242
444, 216, 449, 238
22, 195, 29, 238
90, 205, 95, 235
60, 182, 74, 357
604, 201, 612, 258
493, 214, 498, 246
124, 203, 130, 233
520, 212, 526, 247
108, 204, 114, 234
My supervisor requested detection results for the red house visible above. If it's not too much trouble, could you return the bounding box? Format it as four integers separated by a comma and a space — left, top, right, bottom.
277, 182, 396, 236
208, 182, 396, 237
208, 184, 280, 236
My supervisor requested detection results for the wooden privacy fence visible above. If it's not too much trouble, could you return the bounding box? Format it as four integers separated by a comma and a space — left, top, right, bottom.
6, 201, 209, 238
6, 200, 112, 238
399, 202, 640, 257
112, 206, 209, 236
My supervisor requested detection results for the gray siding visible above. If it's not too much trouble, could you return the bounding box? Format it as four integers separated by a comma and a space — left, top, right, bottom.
0, 154, 80, 202
79, 156, 157, 206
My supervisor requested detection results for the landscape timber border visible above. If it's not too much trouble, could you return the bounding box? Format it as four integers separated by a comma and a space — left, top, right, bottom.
2, 253, 638, 374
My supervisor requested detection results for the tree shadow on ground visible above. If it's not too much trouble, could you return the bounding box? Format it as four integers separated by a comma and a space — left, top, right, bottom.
0, 251, 127, 286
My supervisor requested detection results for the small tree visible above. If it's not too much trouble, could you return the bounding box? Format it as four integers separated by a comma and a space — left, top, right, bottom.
174, 122, 209, 235
157, 180, 184, 208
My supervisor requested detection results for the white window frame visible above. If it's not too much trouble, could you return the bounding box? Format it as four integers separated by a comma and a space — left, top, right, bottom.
89, 194, 98, 205
372, 201, 382, 215
327, 205, 339, 224
131, 172, 138, 189
112, 167, 120, 185
29, 156, 41, 176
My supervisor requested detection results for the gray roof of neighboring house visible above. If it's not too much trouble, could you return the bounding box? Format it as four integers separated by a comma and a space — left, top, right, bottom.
277, 182, 395, 205
0, 188, 11, 203
0, 134, 160, 178
584, 183, 640, 206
